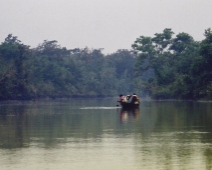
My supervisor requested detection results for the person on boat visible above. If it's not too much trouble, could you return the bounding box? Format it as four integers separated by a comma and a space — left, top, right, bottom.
117, 94, 127, 103
127, 93, 140, 104
132, 93, 140, 104
126, 95, 133, 103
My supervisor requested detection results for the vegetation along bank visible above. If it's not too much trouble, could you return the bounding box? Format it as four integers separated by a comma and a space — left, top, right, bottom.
0, 28, 212, 100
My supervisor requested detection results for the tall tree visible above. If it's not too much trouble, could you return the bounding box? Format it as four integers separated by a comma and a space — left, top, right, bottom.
132, 29, 200, 99
0, 34, 31, 99
191, 28, 212, 99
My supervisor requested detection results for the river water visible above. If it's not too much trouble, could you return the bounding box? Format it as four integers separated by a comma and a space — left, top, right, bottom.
0, 98, 212, 170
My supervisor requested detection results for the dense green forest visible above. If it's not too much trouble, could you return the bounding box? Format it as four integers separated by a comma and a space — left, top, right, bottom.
0, 28, 212, 100
0, 34, 136, 100
133, 28, 212, 100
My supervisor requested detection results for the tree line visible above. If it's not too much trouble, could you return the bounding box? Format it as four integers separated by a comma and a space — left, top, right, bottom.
0, 34, 136, 100
133, 28, 212, 100
0, 28, 212, 100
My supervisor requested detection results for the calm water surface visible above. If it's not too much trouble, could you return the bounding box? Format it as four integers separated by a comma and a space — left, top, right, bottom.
1, 98, 212, 170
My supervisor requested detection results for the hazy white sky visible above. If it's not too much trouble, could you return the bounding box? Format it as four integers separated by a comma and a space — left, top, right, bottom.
0, 0, 212, 53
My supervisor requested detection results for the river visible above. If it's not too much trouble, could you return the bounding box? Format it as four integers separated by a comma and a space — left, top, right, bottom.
0, 98, 212, 170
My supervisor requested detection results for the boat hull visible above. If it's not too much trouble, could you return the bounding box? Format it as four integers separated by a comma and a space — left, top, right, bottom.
120, 102, 139, 109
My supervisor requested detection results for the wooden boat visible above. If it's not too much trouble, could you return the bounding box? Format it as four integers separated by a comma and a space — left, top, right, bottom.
120, 102, 139, 109
117, 94, 140, 109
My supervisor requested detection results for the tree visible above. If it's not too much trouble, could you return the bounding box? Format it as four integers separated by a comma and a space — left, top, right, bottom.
106, 49, 137, 94
190, 28, 212, 99
132, 29, 200, 99
0, 34, 31, 99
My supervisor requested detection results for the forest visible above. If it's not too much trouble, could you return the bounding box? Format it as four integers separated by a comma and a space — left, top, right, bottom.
0, 28, 212, 100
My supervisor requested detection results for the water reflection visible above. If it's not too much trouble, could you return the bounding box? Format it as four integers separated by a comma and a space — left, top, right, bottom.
119, 108, 140, 123
0, 104, 29, 149
1, 99, 212, 169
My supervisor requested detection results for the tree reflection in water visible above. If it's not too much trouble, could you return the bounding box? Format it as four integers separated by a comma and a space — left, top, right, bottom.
1, 100, 212, 170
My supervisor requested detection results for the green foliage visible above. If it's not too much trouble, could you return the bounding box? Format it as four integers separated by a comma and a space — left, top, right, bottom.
190, 28, 212, 99
0, 36, 137, 99
0, 34, 31, 99
1, 28, 212, 100
132, 28, 204, 99
106, 49, 136, 94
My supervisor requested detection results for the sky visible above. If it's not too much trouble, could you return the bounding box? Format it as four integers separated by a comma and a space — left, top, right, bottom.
0, 0, 212, 54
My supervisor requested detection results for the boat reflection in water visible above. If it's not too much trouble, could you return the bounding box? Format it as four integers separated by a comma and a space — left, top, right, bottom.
119, 108, 140, 122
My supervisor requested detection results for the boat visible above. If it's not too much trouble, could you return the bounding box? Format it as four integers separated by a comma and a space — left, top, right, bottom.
117, 94, 140, 109
120, 102, 139, 109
